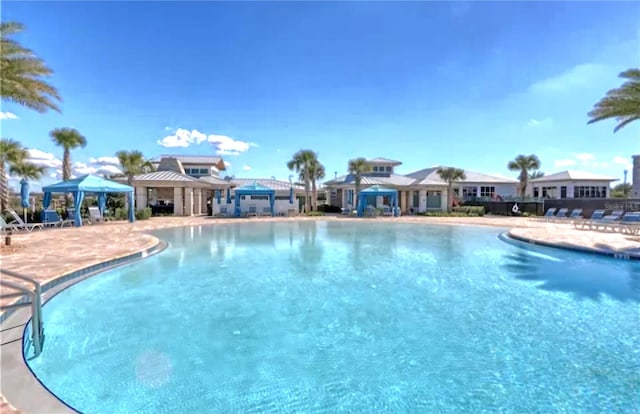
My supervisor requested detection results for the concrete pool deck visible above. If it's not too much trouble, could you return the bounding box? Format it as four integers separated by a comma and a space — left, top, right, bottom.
1, 215, 638, 413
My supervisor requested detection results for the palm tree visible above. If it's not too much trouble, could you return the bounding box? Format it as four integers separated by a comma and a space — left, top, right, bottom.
437, 167, 466, 212
116, 150, 154, 186
0, 138, 28, 211
307, 158, 326, 211
287, 150, 317, 213
50, 127, 86, 205
0, 22, 61, 113
348, 157, 372, 210
508, 154, 541, 199
587, 68, 640, 133
529, 170, 544, 180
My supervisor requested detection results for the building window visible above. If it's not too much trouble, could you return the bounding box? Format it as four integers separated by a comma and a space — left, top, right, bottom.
560, 186, 567, 198
250, 195, 269, 200
385, 166, 392, 172
462, 186, 478, 199
573, 186, 609, 198
480, 186, 495, 197
542, 186, 557, 198
533, 187, 539, 198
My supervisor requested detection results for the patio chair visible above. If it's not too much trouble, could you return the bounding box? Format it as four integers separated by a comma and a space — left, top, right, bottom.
533, 208, 556, 221
551, 208, 582, 222
573, 209, 605, 230
41, 209, 74, 227
6, 210, 44, 232
246, 205, 258, 217
88, 206, 105, 224
382, 206, 393, 216
214, 206, 229, 217
0, 216, 23, 233
616, 212, 640, 235
260, 207, 272, 216
586, 210, 624, 231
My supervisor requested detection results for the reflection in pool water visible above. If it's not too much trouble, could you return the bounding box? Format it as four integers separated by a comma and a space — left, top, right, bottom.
27, 221, 640, 413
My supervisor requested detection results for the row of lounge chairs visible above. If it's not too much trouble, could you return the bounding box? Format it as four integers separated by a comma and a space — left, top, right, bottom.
213, 205, 298, 218
536, 207, 640, 235
1, 207, 106, 233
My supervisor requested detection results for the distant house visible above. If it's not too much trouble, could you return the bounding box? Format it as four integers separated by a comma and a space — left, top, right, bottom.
323, 157, 519, 213
132, 155, 303, 216
633, 155, 640, 198
528, 170, 618, 199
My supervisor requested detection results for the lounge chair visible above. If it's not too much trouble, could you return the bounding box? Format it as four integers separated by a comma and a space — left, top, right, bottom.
246, 205, 258, 217
41, 209, 74, 227
6, 210, 44, 232
616, 212, 640, 235
260, 207, 272, 217
88, 206, 105, 224
573, 209, 605, 230
551, 208, 582, 222
214, 206, 229, 217
580, 210, 623, 231
382, 206, 393, 217
534, 208, 556, 221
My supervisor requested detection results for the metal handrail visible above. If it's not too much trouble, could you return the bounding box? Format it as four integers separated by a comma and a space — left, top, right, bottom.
0, 269, 44, 358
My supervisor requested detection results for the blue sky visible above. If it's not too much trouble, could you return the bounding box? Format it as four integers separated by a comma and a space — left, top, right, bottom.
2, 1, 639, 190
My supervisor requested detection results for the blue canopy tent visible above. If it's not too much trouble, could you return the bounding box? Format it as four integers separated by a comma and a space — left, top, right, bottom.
233, 182, 276, 217
357, 185, 399, 217
41, 174, 135, 227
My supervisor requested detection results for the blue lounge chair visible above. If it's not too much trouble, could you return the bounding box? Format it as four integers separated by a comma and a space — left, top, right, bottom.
587, 210, 624, 231
41, 209, 74, 227
536, 208, 556, 221
573, 209, 605, 230
617, 212, 640, 235
551, 208, 569, 220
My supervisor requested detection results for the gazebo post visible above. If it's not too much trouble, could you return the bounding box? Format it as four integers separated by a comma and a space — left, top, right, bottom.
234, 191, 242, 217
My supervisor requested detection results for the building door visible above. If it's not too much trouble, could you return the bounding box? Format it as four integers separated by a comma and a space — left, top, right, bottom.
426, 191, 442, 209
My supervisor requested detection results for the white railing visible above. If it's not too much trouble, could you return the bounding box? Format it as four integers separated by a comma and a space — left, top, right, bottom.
0, 269, 44, 358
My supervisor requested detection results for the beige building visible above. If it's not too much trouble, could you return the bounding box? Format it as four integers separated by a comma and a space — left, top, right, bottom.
528, 170, 618, 199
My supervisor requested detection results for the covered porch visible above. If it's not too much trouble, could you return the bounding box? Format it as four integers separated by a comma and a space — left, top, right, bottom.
357, 185, 400, 217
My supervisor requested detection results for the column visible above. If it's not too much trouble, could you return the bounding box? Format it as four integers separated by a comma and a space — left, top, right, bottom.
194, 188, 202, 215
185, 187, 194, 216
135, 186, 148, 211
173, 187, 183, 216
400, 191, 408, 213
418, 190, 427, 212
441, 189, 449, 210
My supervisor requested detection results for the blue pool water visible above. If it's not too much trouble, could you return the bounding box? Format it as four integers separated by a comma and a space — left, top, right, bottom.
27, 221, 640, 413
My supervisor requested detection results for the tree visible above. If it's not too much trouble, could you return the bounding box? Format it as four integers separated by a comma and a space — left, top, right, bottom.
116, 150, 154, 186
50, 127, 87, 205
9, 161, 45, 181
0, 22, 61, 113
508, 154, 541, 199
611, 183, 632, 198
437, 167, 466, 212
287, 150, 317, 213
348, 157, 372, 210
0, 138, 28, 211
307, 158, 326, 211
529, 170, 544, 180
587, 68, 640, 133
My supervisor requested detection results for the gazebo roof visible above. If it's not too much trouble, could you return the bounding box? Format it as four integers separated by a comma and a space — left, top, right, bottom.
234, 181, 276, 194
359, 184, 398, 195
42, 174, 133, 193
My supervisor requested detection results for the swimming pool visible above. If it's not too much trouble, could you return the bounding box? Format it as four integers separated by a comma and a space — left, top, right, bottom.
26, 221, 639, 413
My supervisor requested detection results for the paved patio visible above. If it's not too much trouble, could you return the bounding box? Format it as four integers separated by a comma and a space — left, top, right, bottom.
0, 215, 638, 413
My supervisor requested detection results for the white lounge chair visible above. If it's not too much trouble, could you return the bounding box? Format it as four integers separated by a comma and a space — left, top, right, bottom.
88, 206, 105, 224
6, 210, 44, 232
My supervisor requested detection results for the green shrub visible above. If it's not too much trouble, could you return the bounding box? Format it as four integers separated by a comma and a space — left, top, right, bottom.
114, 207, 128, 221
452, 206, 485, 216
135, 207, 152, 220
305, 211, 325, 216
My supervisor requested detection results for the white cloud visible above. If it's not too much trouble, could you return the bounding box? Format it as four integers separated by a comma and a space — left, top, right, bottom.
73, 161, 123, 176
223, 161, 231, 167
88, 156, 120, 166
554, 159, 577, 167
26, 148, 63, 169
157, 128, 255, 156
0, 111, 18, 120
242, 165, 252, 171
525, 117, 553, 128
529, 63, 610, 94
575, 153, 595, 162
612, 156, 632, 170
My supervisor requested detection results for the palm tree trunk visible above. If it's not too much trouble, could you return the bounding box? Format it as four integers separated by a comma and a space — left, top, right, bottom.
311, 178, 317, 211
448, 182, 453, 212
0, 163, 8, 212
304, 172, 311, 213
63, 148, 72, 206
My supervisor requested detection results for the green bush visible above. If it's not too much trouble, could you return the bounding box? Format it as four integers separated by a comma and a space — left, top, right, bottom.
305, 211, 325, 216
135, 207, 152, 220
114, 207, 128, 221
452, 206, 485, 216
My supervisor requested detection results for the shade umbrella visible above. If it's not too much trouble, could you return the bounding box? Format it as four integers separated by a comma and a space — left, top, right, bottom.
20, 179, 30, 222
216, 189, 221, 204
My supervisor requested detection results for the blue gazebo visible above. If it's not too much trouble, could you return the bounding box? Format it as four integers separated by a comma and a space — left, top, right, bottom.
357, 185, 399, 217
233, 182, 276, 217
42, 174, 135, 226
